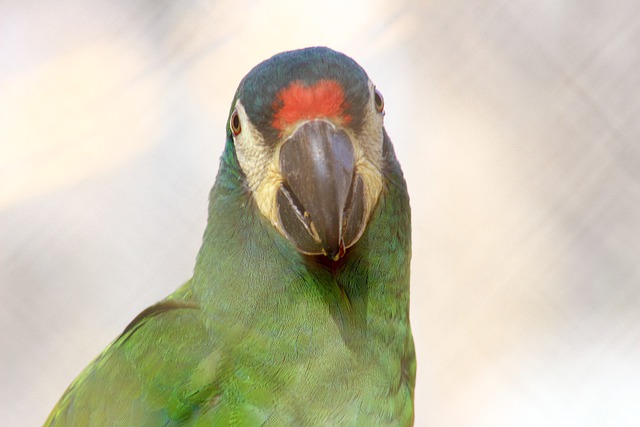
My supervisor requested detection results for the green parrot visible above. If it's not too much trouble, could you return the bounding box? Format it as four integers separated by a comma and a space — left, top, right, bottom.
45, 46, 415, 426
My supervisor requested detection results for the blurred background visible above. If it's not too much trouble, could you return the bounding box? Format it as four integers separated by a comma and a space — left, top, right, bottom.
2, 0, 640, 425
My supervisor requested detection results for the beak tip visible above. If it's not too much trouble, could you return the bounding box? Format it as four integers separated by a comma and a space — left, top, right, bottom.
324, 242, 346, 261
327, 252, 340, 262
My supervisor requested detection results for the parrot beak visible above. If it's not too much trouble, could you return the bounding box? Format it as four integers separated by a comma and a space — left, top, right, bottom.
276, 120, 367, 260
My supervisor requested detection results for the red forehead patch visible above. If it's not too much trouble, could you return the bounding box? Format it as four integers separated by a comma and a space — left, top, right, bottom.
272, 79, 351, 131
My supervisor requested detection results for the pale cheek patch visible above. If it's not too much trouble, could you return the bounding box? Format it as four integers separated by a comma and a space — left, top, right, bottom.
232, 101, 283, 229
349, 95, 384, 225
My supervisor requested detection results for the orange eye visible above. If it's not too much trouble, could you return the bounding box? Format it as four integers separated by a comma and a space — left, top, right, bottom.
374, 88, 384, 113
230, 109, 241, 136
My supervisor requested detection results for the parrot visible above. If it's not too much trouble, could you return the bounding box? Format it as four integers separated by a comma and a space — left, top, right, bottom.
45, 46, 415, 426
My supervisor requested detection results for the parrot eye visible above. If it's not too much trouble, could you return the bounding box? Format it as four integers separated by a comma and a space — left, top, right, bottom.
230, 109, 242, 136
374, 88, 384, 113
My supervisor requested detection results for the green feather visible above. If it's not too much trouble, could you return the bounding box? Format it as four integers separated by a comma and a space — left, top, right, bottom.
46, 48, 414, 426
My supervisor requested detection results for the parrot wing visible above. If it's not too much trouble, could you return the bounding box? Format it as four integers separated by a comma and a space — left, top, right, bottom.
45, 296, 225, 426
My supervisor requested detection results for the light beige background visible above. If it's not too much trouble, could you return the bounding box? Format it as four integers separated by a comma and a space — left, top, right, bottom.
2, 1, 640, 425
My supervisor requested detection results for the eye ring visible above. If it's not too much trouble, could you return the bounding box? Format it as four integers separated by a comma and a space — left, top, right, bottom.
374, 88, 384, 113
230, 109, 242, 136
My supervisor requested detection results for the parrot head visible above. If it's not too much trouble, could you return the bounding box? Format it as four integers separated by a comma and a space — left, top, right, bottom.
228, 47, 386, 261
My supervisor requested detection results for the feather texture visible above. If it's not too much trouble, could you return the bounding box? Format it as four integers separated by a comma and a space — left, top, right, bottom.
46, 47, 414, 426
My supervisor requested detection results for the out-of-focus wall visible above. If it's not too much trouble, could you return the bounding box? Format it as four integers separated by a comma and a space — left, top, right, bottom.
2, 1, 640, 425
